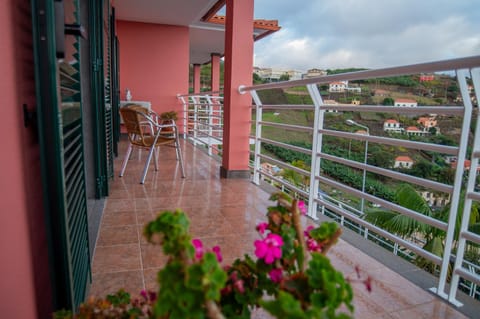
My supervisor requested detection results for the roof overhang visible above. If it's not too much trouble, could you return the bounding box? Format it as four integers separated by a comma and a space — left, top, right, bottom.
114, 0, 280, 65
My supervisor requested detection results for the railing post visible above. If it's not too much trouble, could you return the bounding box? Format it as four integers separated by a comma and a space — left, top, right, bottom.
306, 84, 324, 219
432, 69, 472, 304
447, 67, 480, 305
193, 96, 200, 146
178, 95, 188, 139
250, 89, 262, 185
205, 95, 213, 156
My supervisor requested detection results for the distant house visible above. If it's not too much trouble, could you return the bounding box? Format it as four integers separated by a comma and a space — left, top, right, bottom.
417, 116, 437, 129
420, 191, 450, 207
419, 74, 435, 82
322, 99, 339, 112
374, 89, 390, 96
383, 119, 403, 133
405, 126, 427, 136
451, 159, 480, 175
394, 98, 418, 107
355, 129, 369, 135
394, 156, 414, 169
345, 86, 362, 93
261, 162, 281, 176
304, 68, 327, 78
329, 81, 348, 92
444, 155, 458, 164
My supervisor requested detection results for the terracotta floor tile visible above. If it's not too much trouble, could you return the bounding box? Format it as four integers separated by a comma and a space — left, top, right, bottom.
96, 225, 138, 246
140, 244, 168, 269
101, 211, 136, 227
92, 244, 141, 274
89, 270, 144, 298
386, 300, 468, 319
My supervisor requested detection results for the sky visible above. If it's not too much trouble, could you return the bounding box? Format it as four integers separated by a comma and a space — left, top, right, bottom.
252, 0, 480, 71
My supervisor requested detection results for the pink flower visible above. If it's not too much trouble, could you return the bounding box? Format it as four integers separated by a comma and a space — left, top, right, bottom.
192, 239, 204, 260
306, 238, 321, 252
254, 233, 283, 264
256, 222, 269, 235
269, 268, 283, 283
212, 245, 223, 263
233, 279, 245, 293
298, 200, 307, 215
304, 225, 315, 237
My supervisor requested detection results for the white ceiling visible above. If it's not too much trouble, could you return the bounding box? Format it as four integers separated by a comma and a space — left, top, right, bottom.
114, 0, 219, 26
114, 0, 226, 64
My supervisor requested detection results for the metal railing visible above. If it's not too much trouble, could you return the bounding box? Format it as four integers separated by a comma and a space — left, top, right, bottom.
178, 92, 224, 157
239, 55, 480, 306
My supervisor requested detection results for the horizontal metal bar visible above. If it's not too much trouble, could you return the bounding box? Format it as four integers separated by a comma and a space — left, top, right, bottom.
322, 129, 459, 155
240, 55, 480, 92
258, 137, 312, 155
258, 153, 310, 176
319, 152, 453, 194
259, 121, 313, 132
177, 91, 223, 97
317, 175, 448, 231
454, 267, 480, 286
323, 105, 465, 115
256, 104, 315, 110
256, 168, 309, 198
460, 230, 480, 245
467, 191, 480, 202
320, 200, 443, 265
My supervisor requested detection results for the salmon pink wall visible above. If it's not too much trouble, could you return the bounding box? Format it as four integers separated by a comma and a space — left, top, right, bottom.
117, 21, 189, 119
1, 0, 51, 318
221, 0, 254, 175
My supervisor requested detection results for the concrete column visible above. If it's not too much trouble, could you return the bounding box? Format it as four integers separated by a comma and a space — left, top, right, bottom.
220, 0, 254, 178
211, 53, 221, 93
193, 63, 201, 93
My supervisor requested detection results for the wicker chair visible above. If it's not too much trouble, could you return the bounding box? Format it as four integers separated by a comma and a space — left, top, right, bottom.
119, 106, 185, 184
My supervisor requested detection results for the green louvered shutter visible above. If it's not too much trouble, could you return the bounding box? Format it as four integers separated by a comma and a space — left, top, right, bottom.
31, 0, 90, 311
103, 1, 114, 179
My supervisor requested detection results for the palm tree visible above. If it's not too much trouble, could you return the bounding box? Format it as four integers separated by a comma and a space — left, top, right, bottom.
363, 184, 479, 273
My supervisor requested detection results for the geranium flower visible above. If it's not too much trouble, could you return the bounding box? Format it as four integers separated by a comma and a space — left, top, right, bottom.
269, 268, 283, 283
304, 225, 315, 237
192, 239, 204, 260
298, 200, 307, 215
256, 222, 269, 235
212, 245, 223, 263
254, 233, 283, 264
306, 238, 321, 252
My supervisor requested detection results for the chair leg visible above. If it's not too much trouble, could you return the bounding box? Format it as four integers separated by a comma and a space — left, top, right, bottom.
153, 146, 159, 171
175, 138, 186, 178
119, 144, 133, 177
140, 145, 156, 184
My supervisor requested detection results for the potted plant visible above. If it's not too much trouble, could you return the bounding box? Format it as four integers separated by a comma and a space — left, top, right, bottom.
159, 110, 178, 134
54, 192, 371, 318
159, 110, 178, 122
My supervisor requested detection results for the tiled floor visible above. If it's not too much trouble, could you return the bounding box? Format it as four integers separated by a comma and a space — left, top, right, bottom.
89, 139, 468, 318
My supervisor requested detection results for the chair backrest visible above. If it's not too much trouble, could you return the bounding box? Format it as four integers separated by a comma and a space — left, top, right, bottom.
120, 106, 151, 146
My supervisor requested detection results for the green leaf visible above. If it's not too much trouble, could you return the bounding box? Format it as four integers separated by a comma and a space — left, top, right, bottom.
261, 291, 307, 319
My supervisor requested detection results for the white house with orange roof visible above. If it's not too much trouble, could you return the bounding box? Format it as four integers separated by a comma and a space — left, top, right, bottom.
417, 116, 437, 129
329, 81, 348, 92
394, 156, 414, 169
451, 159, 480, 176
406, 126, 428, 136
383, 119, 403, 133
394, 98, 418, 107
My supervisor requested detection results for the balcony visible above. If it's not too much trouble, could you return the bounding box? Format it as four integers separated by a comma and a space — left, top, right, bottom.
90, 56, 479, 318
90, 142, 471, 318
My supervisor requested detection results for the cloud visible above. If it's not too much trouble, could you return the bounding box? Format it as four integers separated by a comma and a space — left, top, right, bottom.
253, 0, 480, 70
